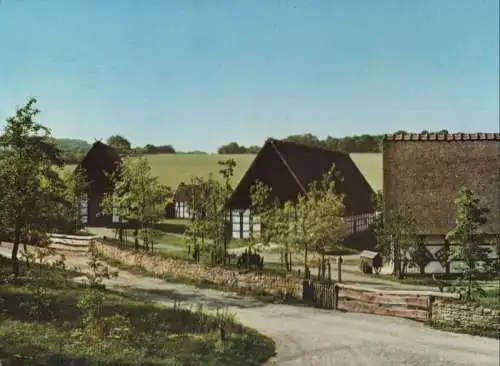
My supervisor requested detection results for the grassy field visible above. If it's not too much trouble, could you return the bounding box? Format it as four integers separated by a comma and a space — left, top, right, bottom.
62, 152, 382, 191
349, 153, 382, 191
0, 255, 275, 365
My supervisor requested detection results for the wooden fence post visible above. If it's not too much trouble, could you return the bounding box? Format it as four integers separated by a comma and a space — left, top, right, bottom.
427, 296, 435, 322
333, 284, 339, 310
337, 256, 343, 283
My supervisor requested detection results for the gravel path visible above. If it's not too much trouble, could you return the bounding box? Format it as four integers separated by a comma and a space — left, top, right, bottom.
0, 241, 498, 366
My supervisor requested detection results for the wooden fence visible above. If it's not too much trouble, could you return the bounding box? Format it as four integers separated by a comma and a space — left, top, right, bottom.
303, 280, 336, 309
303, 281, 460, 322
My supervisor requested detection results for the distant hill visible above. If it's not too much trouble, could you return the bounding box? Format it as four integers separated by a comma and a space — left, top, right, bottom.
54, 138, 91, 151
53, 138, 91, 164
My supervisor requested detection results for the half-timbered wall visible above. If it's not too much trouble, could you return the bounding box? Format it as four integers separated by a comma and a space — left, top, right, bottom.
79, 195, 129, 225
230, 209, 261, 239
229, 211, 373, 240
175, 201, 191, 219
79, 196, 88, 224
381, 237, 498, 274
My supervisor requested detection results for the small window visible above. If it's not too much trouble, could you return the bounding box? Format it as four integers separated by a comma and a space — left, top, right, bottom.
232, 211, 241, 223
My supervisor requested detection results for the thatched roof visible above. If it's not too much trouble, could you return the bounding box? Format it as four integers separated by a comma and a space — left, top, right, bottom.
227, 138, 374, 215
383, 133, 500, 235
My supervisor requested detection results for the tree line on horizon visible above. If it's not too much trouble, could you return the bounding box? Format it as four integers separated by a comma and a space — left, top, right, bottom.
217, 129, 451, 154
55, 129, 452, 164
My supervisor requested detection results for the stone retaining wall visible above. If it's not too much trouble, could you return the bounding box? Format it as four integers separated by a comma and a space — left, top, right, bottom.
433, 300, 499, 334
95, 241, 302, 298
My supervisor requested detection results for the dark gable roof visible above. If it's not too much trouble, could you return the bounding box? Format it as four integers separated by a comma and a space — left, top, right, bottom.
383, 133, 500, 235
227, 138, 374, 215
77, 141, 121, 185
173, 183, 202, 202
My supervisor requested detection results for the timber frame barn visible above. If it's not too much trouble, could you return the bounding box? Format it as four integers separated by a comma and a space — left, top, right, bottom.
226, 138, 376, 250
172, 182, 200, 219
76, 141, 122, 227
383, 132, 500, 274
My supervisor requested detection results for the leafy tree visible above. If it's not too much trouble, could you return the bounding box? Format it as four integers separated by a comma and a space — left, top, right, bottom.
202, 176, 228, 264
143, 144, 176, 154
374, 196, 422, 279
446, 187, 492, 301
184, 176, 212, 262
0, 98, 65, 276
290, 194, 312, 275
301, 166, 345, 278
249, 183, 297, 272
61, 167, 89, 234
248, 165, 344, 276
182, 159, 236, 265
199, 159, 236, 265
106, 135, 131, 153
218, 159, 236, 263
101, 156, 172, 252
247, 145, 261, 154
271, 201, 295, 272
248, 180, 276, 249
372, 190, 389, 257
284, 133, 323, 148
217, 142, 248, 154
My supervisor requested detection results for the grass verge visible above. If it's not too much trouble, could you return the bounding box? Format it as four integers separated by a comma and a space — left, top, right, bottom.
429, 321, 499, 339
107, 238, 303, 281
99, 239, 304, 305
0, 255, 276, 365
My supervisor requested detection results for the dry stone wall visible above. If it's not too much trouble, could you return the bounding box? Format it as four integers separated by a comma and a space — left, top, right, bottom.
433, 300, 499, 335
95, 241, 302, 298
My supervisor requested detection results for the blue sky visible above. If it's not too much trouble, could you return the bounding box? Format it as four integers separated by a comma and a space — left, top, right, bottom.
0, 0, 498, 152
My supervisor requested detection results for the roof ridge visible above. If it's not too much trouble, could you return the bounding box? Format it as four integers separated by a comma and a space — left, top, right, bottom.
268, 139, 308, 194
384, 132, 500, 141
268, 137, 350, 155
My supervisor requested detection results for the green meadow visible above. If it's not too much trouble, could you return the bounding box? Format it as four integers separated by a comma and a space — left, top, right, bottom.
63, 153, 382, 191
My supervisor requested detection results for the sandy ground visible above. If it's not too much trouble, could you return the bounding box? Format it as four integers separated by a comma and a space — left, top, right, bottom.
1, 239, 498, 366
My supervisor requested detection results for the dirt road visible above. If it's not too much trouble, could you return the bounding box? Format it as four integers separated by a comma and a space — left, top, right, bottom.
1, 241, 497, 366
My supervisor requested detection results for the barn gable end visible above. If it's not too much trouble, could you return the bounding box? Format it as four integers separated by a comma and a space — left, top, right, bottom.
227, 138, 376, 248
383, 133, 500, 235
76, 141, 121, 227
227, 139, 304, 209
228, 138, 374, 215
382, 132, 500, 274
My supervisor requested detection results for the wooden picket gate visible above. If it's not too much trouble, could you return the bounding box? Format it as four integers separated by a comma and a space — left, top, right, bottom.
303, 280, 336, 309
